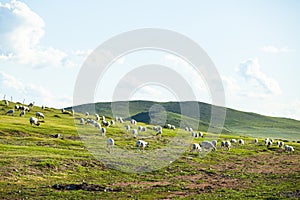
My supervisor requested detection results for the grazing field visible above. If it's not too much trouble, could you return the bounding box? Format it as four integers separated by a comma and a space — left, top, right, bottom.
1, 101, 300, 199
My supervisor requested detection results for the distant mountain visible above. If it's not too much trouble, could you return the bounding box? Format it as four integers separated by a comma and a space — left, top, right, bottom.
68, 101, 300, 141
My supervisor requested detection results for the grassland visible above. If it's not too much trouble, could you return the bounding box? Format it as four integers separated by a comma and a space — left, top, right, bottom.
1, 100, 300, 199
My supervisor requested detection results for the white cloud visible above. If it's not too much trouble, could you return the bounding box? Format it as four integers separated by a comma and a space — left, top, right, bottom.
261, 45, 293, 53
0, 71, 72, 108
0, 0, 85, 68
238, 58, 282, 96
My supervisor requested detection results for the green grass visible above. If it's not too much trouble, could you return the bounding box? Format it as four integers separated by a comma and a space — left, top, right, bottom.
0, 100, 300, 199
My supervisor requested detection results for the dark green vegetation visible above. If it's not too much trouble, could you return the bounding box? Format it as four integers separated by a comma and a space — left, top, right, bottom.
71, 100, 300, 141
1, 100, 300, 199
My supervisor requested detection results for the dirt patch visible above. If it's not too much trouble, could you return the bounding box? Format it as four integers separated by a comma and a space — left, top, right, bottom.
52, 183, 122, 192
8, 131, 31, 137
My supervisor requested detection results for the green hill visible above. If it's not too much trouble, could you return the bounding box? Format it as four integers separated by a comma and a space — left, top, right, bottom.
70, 100, 300, 141
1, 100, 300, 199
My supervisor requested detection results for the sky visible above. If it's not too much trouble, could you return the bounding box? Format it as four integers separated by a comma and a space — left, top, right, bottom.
0, 0, 300, 120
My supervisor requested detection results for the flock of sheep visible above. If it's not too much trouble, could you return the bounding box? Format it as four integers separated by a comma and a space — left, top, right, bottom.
2, 100, 296, 154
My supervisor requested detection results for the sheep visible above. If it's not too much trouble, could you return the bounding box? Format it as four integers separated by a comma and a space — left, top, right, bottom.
191, 143, 201, 152
15, 105, 20, 110
110, 120, 115, 125
85, 112, 89, 117
166, 124, 172, 129
54, 133, 60, 138
230, 139, 237, 144
267, 140, 272, 148
107, 138, 114, 153
5, 109, 14, 116
199, 132, 204, 138
201, 141, 216, 151
100, 127, 106, 136
125, 125, 130, 132
119, 118, 124, 124
189, 127, 193, 132
185, 127, 189, 131
136, 140, 148, 151
29, 117, 40, 126
254, 138, 258, 144
221, 141, 226, 148
156, 129, 162, 138
138, 126, 142, 131
238, 139, 244, 145
212, 140, 217, 147
102, 120, 110, 127
171, 125, 176, 130
102, 116, 105, 121
141, 127, 147, 132
28, 102, 34, 108
94, 122, 101, 129
224, 141, 231, 150
277, 141, 284, 148
264, 138, 270, 145
4, 100, 9, 106
285, 145, 294, 153
80, 118, 85, 124
131, 119, 137, 125
20, 110, 25, 117
20, 106, 30, 112
36, 112, 45, 119
42, 105, 45, 110
95, 114, 100, 121
132, 129, 138, 138
61, 108, 65, 113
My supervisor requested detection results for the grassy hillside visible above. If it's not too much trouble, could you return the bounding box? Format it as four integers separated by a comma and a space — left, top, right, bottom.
1, 100, 300, 199
70, 101, 300, 141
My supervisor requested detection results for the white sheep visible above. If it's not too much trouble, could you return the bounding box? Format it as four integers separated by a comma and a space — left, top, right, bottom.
36, 112, 45, 119
230, 139, 237, 144
29, 117, 40, 126
138, 125, 142, 131
191, 143, 201, 152
285, 145, 294, 153
189, 127, 193, 132
80, 118, 85, 124
5, 109, 14, 116
15, 105, 20, 110
199, 132, 204, 138
264, 138, 270, 145
102, 116, 105, 121
185, 127, 189, 131
110, 120, 115, 125
107, 138, 114, 153
132, 129, 138, 138
166, 124, 172, 129
156, 129, 163, 138
85, 112, 89, 117
238, 139, 244, 145
254, 138, 258, 144
102, 120, 110, 127
267, 140, 272, 148
171, 125, 176, 130
20, 110, 25, 117
212, 140, 217, 147
95, 114, 100, 121
131, 119, 137, 125
136, 140, 148, 151
141, 127, 147, 132
100, 127, 106, 136
4, 100, 9, 106
61, 108, 65, 113
94, 122, 101, 129
277, 141, 284, 148
125, 125, 131, 132
201, 141, 216, 151
224, 141, 231, 150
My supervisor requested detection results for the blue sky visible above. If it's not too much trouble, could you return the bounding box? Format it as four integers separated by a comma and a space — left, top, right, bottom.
0, 0, 300, 120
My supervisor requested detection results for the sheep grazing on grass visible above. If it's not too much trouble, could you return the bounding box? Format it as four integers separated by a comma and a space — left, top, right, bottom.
277, 141, 284, 148
15, 105, 20, 110
4, 100, 9, 106
264, 138, 270, 145
102, 120, 110, 127
285, 145, 294, 153
224, 141, 231, 150
267, 140, 273, 148
42, 105, 45, 110
136, 140, 148, 151
141, 127, 147, 132
132, 129, 138, 138
185, 127, 189, 131
191, 143, 201, 152
100, 127, 106, 137
110, 120, 115, 126
131, 119, 137, 125
254, 138, 258, 144
95, 114, 100, 121
166, 124, 172, 129
28, 102, 34, 108
80, 118, 85, 124
61, 108, 65, 113
230, 139, 237, 144
85, 112, 89, 117
107, 138, 114, 153
36, 112, 45, 119
94, 122, 101, 129
138, 126, 142, 132
156, 129, 163, 138
125, 125, 130, 132
5, 109, 14, 116
54, 134, 60, 138
20, 110, 25, 117
171, 125, 176, 130
29, 117, 40, 126
238, 139, 244, 145
212, 140, 217, 147
102, 116, 105, 121
189, 127, 193, 132
199, 132, 204, 138
201, 141, 216, 151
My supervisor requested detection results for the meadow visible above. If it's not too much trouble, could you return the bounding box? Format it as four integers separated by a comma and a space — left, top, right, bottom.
0, 101, 299, 199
